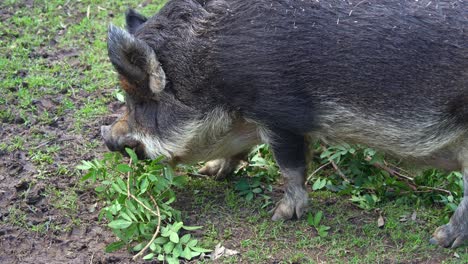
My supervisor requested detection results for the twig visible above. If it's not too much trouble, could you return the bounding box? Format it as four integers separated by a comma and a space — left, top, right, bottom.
363, 157, 452, 195
306, 161, 331, 182
364, 157, 417, 191
123, 159, 162, 260
132, 194, 161, 260
127, 159, 132, 197
418, 185, 452, 195
330, 160, 349, 182
33, 137, 74, 149
372, 158, 414, 181
321, 145, 350, 182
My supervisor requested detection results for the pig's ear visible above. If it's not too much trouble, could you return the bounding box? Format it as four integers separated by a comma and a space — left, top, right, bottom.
107, 24, 166, 95
125, 9, 147, 34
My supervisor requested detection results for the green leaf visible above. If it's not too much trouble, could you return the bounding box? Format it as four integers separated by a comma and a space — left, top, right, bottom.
150, 242, 157, 251
108, 219, 132, 229
164, 167, 174, 182
133, 242, 145, 252
182, 246, 193, 260
235, 179, 250, 191
166, 256, 180, 264
182, 225, 203, 231
157, 254, 165, 261
139, 178, 149, 195
108, 203, 122, 215
312, 178, 327, 191
161, 226, 171, 237
189, 246, 212, 253
95, 185, 106, 192
105, 241, 126, 253
111, 182, 126, 195
307, 212, 314, 227
80, 171, 96, 181
172, 222, 184, 232
252, 187, 262, 194
186, 239, 198, 247
76, 161, 93, 170
314, 211, 323, 226
116, 178, 128, 194
119, 212, 132, 222
148, 173, 158, 182
125, 208, 138, 222
187, 245, 202, 259
180, 234, 191, 244
115, 92, 125, 103
116, 164, 132, 173
163, 241, 175, 254
154, 236, 169, 244
142, 253, 154, 260
173, 175, 188, 187
173, 243, 183, 258
170, 232, 179, 243
121, 224, 138, 242
125, 148, 138, 163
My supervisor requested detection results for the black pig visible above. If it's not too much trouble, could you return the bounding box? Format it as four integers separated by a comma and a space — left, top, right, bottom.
101, 0, 468, 248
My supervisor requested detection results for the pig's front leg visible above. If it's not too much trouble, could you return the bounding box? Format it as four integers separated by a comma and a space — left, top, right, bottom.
430, 167, 468, 248
268, 130, 308, 221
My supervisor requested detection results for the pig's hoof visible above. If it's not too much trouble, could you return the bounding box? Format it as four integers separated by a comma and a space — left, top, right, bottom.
198, 159, 235, 180
271, 187, 308, 221
430, 223, 468, 248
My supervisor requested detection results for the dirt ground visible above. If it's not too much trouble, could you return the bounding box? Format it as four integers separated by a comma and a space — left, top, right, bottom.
0, 79, 134, 263
0, 1, 138, 262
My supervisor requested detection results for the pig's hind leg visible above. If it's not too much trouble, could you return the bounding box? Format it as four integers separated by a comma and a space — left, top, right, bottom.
430, 160, 468, 248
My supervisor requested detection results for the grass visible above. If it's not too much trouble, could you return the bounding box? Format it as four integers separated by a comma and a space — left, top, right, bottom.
1, 0, 467, 263
178, 179, 466, 263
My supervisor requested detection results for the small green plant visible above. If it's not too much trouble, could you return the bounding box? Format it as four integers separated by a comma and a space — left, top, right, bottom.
349, 192, 381, 210
78, 149, 210, 263
314, 143, 463, 217
311, 177, 331, 191
234, 144, 278, 208
234, 177, 273, 208
307, 211, 330, 238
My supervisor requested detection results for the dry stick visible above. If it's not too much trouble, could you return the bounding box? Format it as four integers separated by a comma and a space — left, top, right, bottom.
364, 156, 418, 191
320, 145, 350, 182
418, 185, 452, 195
306, 161, 331, 182
124, 159, 162, 260
383, 160, 414, 180
378, 158, 414, 181
364, 157, 452, 195
319, 144, 451, 195
127, 159, 132, 197
132, 194, 161, 260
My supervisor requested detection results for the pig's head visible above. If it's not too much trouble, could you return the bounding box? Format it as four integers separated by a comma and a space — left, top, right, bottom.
101, 9, 260, 164
101, 10, 201, 162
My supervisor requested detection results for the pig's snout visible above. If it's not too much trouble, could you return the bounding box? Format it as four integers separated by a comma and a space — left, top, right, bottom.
101, 125, 111, 142
100, 124, 144, 157
101, 125, 118, 151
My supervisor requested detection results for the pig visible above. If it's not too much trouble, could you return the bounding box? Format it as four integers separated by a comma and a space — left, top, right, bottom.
101, 0, 468, 248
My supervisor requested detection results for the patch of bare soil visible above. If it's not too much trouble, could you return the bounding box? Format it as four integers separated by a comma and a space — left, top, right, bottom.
0, 103, 135, 263
0, 9, 133, 261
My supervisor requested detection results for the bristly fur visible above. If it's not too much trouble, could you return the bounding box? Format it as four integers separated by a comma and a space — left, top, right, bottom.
128, 0, 467, 161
